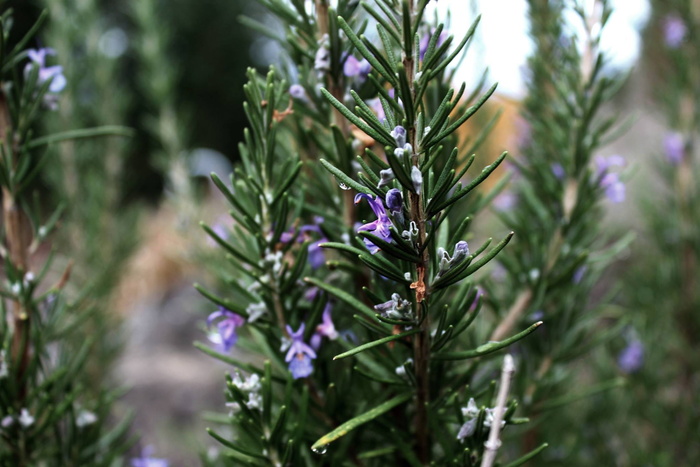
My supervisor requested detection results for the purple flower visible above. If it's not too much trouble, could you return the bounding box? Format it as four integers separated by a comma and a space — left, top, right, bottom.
551, 163, 565, 180
355, 194, 393, 254
663, 15, 686, 48
595, 155, 625, 203
494, 192, 516, 211
366, 98, 386, 122
311, 303, 339, 349
436, 241, 470, 278
281, 222, 327, 269
207, 307, 246, 352
452, 241, 470, 262
469, 287, 483, 312
308, 239, 326, 269
595, 155, 625, 175
343, 54, 371, 81
572, 266, 587, 284
618, 340, 644, 374
25, 48, 67, 93
378, 168, 395, 188
529, 310, 544, 321
285, 324, 317, 379
289, 84, 306, 100
131, 447, 169, 467
315, 35, 331, 72
419, 29, 447, 61
411, 166, 423, 194
664, 132, 684, 165
391, 126, 407, 147
304, 286, 319, 302
374, 293, 412, 320
601, 172, 625, 203
385, 188, 403, 213
457, 398, 479, 440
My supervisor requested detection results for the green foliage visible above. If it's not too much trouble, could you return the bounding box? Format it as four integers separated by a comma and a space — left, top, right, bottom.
0, 7, 133, 464
485, 0, 630, 463
198, 1, 544, 465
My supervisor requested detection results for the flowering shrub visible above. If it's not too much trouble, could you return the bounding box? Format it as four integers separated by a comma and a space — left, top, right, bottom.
193, 0, 555, 465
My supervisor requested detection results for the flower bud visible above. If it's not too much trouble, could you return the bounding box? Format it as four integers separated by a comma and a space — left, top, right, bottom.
378, 168, 395, 188
386, 188, 403, 213
390, 126, 406, 148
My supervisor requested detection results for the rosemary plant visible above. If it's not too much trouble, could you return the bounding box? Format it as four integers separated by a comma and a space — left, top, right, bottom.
198, 1, 547, 465
487, 0, 630, 462
592, 1, 700, 465
0, 8, 133, 466
41, 0, 138, 387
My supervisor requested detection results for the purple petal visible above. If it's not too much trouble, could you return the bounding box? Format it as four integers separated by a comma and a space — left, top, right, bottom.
618, 340, 644, 373
343, 54, 362, 77
288, 353, 314, 379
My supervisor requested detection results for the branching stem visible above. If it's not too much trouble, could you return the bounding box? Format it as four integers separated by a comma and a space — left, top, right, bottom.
480, 354, 515, 467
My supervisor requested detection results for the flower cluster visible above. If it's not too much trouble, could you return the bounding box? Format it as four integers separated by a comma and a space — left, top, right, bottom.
595, 155, 626, 203
374, 293, 413, 321
226, 372, 263, 413
283, 304, 339, 379
131, 447, 169, 467
24, 48, 67, 109
280, 218, 328, 269
283, 323, 317, 379
355, 193, 394, 254
457, 398, 505, 441
436, 241, 470, 279
207, 306, 246, 352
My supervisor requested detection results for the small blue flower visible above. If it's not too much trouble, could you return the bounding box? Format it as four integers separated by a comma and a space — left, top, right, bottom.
572, 266, 587, 284
131, 446, 169, 467
374, 293, 412, 320
366, 98, 386, 122
469, 287, 483, 312
25, 48, 67, 93
285, 324, 317, 379
281, 222, 327, 269
311, 303, 339, 349
289, 84, 306, 100
207, 307, 246, 352
618, 340, 644, 374
436, 241, 470, 278
551, 163, 565, 180
391, 126, 407, 147
378, 168, 395, 188
314, 35, 331, 72
385, 188, 403, 213
343, 54, 371, 81
663, 15, 686, 49
601, 173, 625, 203
664, 132, 684, 165
355, 193, 394, 254
411, 166, 423, 194
595, 155, 625, 203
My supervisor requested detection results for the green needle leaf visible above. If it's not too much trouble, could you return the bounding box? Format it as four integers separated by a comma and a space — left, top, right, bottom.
333, 328, 419, 360
310, 392, 412, 452
502, 443, 549, 467
304, 277, 378, 319
434, 321, 543, 360
27, 126, 134, 149
319, 158, 373, 195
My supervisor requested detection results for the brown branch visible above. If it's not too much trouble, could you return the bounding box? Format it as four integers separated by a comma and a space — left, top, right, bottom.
1, 93, 33, 409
